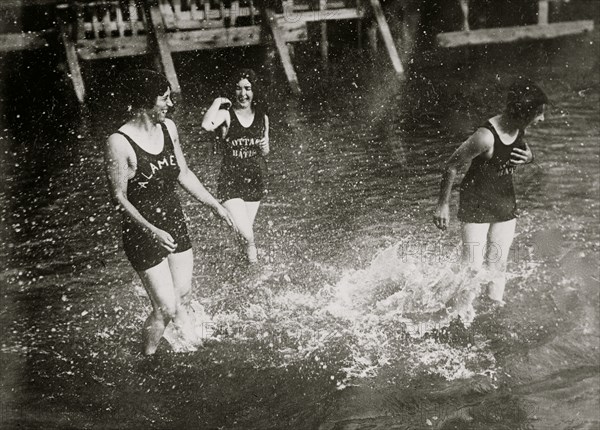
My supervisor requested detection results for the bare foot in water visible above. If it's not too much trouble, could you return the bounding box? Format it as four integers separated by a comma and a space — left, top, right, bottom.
247, 243, 258, 264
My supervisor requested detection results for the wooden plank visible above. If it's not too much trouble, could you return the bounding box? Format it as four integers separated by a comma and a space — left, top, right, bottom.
127, 1, 139, 34
169, 19, 229, 30
368, 0, 403, 75
219, 1, 226, 26
176, 1, 193, 20
264, 8, 300, 94
203, 0, 210, 23
202, 0, 210, 21
165, 3, 261, 30
172, 0, 184, 21
115, 5, 126, 36
159, 0, 177, 29
0, 32, 50, 51
144, 2, 180, 93
0, 0, 59, 8
77, 36, 149, 59
100, 4, 115, 36
75, 6, 86, 41
282, 0, 294, 17
189, 0, 203, 21
275, 8, 363, 22
167, 25, 262, 50
437, 20, 595, 48
90, 7, 101, 38
277, 17, 308, 42
291, 0, 345, 11
230, 0, 240, 26
249, 0, 255, 25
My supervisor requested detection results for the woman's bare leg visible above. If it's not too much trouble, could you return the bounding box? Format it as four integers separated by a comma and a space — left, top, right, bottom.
167, 249, 199, 343
223, 198, 258, 263
245, 201, 261, 262
138, 259, 179, 355
461, 222, 490, 270
485, 219, 517, 303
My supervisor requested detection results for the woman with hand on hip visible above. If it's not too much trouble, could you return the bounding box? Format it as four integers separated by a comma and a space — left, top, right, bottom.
433, 78, 548, 306
202, 69, 269, 264
105, 70, 235, 355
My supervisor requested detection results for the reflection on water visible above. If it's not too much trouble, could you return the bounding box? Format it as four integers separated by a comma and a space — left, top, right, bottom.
1, 23, 599, 430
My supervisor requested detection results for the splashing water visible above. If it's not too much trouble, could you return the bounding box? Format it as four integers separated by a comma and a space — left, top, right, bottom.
150, 243, 497, 383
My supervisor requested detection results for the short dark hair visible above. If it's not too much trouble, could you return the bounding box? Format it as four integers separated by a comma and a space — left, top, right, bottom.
120, 69, 171, 110
505, 78, 548, 121
230, 68, 260, 103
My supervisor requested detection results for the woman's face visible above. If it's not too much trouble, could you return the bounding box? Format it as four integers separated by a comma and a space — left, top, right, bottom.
526, 104, 546, 127
151, 88, 173, 123
234, 78, 253, 108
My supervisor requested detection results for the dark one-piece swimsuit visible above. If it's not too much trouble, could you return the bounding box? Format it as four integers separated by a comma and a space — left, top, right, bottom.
217, 108, 267, 202
458, 121, 525, 223
117, 123, 192, 271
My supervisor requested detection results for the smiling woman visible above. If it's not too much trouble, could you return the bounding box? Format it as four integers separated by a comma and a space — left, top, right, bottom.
104, 69, 236, 355
201, 68, 270, 264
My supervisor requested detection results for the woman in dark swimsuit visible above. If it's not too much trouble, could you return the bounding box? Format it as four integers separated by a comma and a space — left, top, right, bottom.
202, 69, 269, 264
434, 78, 548, 306
105, 70, 234, 355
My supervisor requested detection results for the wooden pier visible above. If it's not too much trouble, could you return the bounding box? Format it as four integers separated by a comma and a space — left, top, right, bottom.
52, 0, 404, 102
437, 0, 594, 48
0, 0, 57, 51
0, 0, 595, 103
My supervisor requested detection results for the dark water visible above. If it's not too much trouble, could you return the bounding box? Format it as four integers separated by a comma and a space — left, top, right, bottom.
1, 14, 599, 430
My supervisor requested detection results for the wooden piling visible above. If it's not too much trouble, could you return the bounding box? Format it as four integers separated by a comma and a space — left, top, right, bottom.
57, 4, 85, 103
368, 0, 403, 75
144, 1, 180, 94
264, 8, 301, 94
319, 0, 329, 69
459, 0, 470, 31
538, 0, 549, 24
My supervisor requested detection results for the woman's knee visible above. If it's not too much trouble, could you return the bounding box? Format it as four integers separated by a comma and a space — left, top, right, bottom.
461, 241, 485, 267
485, 241, 509, 267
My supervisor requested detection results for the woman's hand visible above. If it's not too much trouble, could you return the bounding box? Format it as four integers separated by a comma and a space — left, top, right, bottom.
212, 205, 237, 232
151, 228, 178, 252
433, 203, 450, 231
215, 97, 232, 109
257, 137, 269, 156
510, 147, 532, 165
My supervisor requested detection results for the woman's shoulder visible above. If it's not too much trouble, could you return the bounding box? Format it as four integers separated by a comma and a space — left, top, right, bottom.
106, 130, 135, 160
163, 118, 177, 133
108, 127, 130, 146
478, 116, 497, 132
469, 126, 495, 151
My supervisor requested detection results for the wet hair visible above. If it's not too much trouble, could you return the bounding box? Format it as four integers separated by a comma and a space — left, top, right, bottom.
229, 68, 260, 104
505, 78, 548, 121
119, 69, 171, 111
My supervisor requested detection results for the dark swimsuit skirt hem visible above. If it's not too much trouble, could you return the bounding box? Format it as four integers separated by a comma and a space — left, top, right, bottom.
124, 242, 193, 272
457, 208, 518, 224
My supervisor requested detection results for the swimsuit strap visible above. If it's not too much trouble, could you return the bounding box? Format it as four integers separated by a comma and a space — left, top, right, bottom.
116, 124, 174, 155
